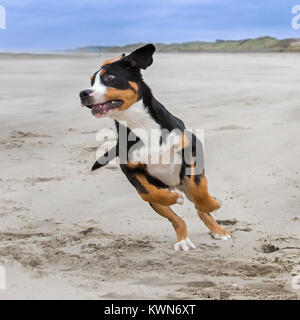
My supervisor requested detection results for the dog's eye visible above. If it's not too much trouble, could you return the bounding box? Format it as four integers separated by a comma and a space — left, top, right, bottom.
103, 74, 116, 82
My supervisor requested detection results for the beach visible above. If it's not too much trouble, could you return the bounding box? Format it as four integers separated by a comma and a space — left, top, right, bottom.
0, 52, 299, 299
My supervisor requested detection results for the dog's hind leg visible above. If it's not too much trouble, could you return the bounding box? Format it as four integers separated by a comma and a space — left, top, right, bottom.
120, 164, 195, 250
134, 173, 183, 206
196, 210, 231, 240
120, 164, 182, 206
187, 173, 222, 213
181, 174, 231, 240
150, 203, 196, 251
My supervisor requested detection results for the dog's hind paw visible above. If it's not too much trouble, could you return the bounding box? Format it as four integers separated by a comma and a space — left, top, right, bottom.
211, 232, 231, 240
174, 237, 196, 251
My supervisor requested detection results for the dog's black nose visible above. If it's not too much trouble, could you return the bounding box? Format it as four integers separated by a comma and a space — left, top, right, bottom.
80, 89, 93, 99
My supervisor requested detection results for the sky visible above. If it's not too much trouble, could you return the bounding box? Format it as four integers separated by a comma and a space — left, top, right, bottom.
0, 0, 299, 51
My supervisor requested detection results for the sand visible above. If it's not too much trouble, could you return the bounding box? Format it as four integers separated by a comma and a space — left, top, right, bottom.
0, 52, 299, 300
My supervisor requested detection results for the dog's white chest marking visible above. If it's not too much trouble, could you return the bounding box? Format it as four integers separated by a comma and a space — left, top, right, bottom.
145, 131, 182, 187
113, 101, 182, 187
113, 100, 160, 138
146, 162, 182, 187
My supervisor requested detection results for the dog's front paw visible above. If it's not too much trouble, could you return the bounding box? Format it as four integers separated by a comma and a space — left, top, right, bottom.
174, 237, 196, 251
210, 231, 231, 240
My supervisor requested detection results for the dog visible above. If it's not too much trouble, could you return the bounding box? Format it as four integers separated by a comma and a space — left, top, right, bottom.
79, 44, 231, 251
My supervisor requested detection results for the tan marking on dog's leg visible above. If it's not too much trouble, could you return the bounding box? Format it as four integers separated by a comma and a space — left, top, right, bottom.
136, 174, 179, 206
150, 203, 196, 251
183, 174, 230, 239
188, 173, 221, 213
150, 203, 187, 242
197, 210, 231, 239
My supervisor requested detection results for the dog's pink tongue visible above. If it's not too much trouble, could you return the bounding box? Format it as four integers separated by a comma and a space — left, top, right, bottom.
92, 104, 104, 111
91, 103, 107, 118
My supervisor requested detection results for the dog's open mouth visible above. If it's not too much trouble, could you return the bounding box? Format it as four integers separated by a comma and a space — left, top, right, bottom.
87, 100, 123, 117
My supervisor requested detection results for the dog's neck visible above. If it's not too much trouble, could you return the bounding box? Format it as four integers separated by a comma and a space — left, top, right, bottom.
113, 99, 160, 146
113, 99, 158, 130
112, 81, 161, 145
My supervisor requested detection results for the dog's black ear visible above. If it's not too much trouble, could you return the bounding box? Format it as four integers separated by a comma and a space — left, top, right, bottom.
125, 44, 156, 70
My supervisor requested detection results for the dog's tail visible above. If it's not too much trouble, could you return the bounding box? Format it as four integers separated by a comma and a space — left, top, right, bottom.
91, 145, 118, 171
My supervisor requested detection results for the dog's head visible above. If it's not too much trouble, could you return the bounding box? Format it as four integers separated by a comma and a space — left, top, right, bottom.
79, 44, 155, 118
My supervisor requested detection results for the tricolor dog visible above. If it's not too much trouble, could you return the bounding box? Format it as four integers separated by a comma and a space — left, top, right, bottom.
79, 44, 231, 251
